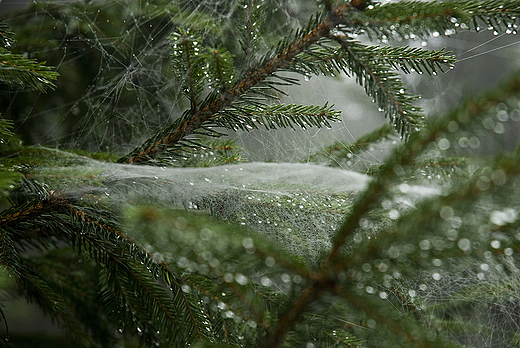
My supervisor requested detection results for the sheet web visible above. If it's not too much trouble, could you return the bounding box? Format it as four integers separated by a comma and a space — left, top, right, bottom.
5, 0, 520, 346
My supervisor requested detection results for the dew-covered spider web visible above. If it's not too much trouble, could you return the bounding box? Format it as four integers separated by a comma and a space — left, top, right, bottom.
3, 0, 520, 346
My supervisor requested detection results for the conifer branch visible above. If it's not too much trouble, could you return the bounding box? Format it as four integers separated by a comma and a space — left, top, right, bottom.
0, 226, 20, 274
214, 50, 227, 92
369, 45, 456, 75
335, 286, 463, 348
103, 262, 195, 345
330, 35, 423, 137
0, 194, 68, 228
216, 103, 341, 131
244, 0, 254, 74
307, 123, 395, 166
355, 0, 520, 40
184, 41, 198, 112
0, 20, 15, 49
343, 138, 520, 272
119, 0, 459, 164
1, 185, 212, 345
326, 72, 520, 266
119, 5, 353, 163
14, 263, 95, 344
287, 40, 454, 78
0, 48, 58, 92
259, 281, 323, 348
18, 257, 97, 345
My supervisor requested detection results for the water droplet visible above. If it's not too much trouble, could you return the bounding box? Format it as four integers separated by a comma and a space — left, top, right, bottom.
438, 138, 450, 150
388, 209, 399, 219
458, 238, 471, 252
491, 240, 501, 249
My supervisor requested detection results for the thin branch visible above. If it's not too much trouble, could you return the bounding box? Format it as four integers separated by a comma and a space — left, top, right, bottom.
214, 49, 227, 92
355, 0, 520, 40
0, 195, 68, 227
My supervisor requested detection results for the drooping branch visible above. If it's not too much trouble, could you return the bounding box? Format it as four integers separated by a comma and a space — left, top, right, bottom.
1, 187, 209, 344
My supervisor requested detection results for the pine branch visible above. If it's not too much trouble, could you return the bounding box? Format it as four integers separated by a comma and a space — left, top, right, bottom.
325, 72, 520, 267
354, 0, 520, 40
0, 20, 15, 49
30, 248, 117, 347
0, 48, 58, 92
64, 206, 212, 346
344, 139, 520, 272
19, 252, 111, 346
330, 35, 424, 137
216, 103, 341, 131
1, 183, 214, 346
170, 30, 206, 111
259, 281, 325, 348
237, 0, 268, 74
335, 286, 464, 348
119, 4, 353, 163
100, 261, 196, 346
0, 193, 69, 230
306, 123, 395, 167
119, 0, 462, 164
287, 39, 455, 77
15, 264, 94, 346
203, 46, 236, 93
368, 45, 455, 75
0, 226, 20, 275
166, 137, 244, 167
